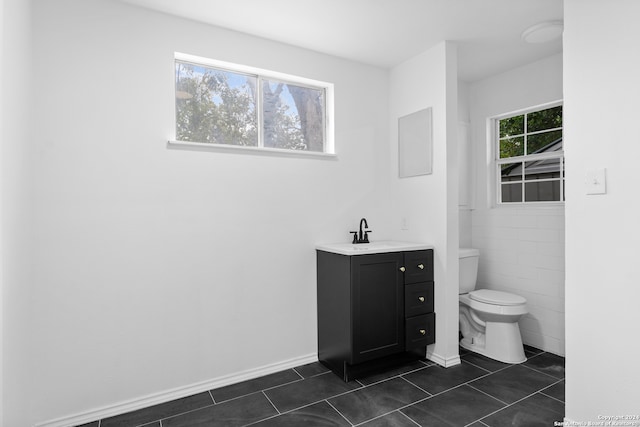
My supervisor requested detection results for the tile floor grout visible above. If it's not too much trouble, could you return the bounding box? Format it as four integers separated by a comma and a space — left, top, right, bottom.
466, 383, 510, 406
456, 358, 493, 373
291, 366, 305, 380
539, 378, 567, 404
355, 363, 434, 388
89, 347, 565, 427
520, 360, 565, 379
262, 380, 363, 416
473, 383, 561, 426
348, 379, 472, 426
261, 390, 281, 415
325, 399, 355, 426
399, 374, 433, 397
212, 374, 311, 405
347, 351, 564, 427
241, 366, 493, 427
280, 357, 561, 427
399, 409, 423, 427
141, 402, 216, 427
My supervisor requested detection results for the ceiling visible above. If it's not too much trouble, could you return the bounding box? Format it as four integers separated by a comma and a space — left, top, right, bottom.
119, 0, 563, 82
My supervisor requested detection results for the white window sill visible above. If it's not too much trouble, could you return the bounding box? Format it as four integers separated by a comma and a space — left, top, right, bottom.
494, 202, 565, 209
168, 140, 338, 160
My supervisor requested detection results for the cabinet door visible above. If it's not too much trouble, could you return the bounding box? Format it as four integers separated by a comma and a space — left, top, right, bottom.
351, 253, 404, 364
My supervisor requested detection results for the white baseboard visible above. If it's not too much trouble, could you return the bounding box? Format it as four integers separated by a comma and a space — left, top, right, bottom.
35, 353, 318, 427
427, 350, 461, 367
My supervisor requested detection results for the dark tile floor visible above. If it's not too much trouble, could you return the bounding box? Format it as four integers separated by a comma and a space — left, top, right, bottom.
77, 346, 565, 427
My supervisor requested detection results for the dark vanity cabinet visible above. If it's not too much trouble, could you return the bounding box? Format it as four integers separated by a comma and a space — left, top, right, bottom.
317, 249, 435, 381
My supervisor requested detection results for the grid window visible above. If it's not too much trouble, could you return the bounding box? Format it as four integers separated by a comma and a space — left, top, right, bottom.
496, 104, 564, 204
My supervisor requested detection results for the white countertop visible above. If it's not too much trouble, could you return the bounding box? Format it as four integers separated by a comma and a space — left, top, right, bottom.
316, 240, 434, 256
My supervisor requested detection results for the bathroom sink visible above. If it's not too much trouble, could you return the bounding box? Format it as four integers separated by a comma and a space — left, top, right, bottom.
316, 240, 433, 256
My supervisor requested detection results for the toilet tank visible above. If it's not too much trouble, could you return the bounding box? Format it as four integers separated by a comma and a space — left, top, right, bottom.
459, 248, 480, 294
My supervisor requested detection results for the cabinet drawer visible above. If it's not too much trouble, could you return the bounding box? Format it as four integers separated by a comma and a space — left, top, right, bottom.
405, 313, 435, 350
405, 282, 434, 317
403, 250, 434, 284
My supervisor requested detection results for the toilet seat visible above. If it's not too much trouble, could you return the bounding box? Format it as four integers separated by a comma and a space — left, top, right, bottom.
469, 289, 526, 306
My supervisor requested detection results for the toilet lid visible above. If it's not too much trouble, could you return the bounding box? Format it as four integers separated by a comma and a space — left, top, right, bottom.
469, 289, 526, 306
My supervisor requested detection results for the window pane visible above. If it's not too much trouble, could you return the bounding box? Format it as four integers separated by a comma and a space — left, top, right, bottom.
502, 183, 522, 203
527, 105, 562, 133
500, 136, 524, 158
525, 180, 561, 202
262, 80, 325, 152
524, 158, 561, 180
495, 104, 563, 204
527, 130, 562, 154
499, 115, 524, 138
175, 61, 258, 146
501, 162, 522, 182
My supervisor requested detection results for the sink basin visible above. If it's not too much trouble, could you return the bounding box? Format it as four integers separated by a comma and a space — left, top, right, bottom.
316, 240, 433, 256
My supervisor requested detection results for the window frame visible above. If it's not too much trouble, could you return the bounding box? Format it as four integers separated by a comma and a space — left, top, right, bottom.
493, 101, 564, 206
170, 52, 335, 159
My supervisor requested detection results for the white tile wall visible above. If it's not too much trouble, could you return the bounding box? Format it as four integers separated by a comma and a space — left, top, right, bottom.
471, 206, 565, 356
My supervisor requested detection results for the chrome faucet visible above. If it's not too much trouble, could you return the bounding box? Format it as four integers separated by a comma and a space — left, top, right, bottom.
350, 218, 372, 244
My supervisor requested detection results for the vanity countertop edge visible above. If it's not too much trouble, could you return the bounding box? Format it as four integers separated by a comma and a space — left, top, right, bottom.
316, 241, 434, 256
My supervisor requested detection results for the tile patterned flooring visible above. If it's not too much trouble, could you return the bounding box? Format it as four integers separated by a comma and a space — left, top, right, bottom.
77, 346, 565, 427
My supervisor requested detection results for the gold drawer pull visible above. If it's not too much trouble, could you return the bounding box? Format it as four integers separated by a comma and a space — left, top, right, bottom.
418, 296, 425, 302
418, 264, 424, 270
399, 266, 406, 272
419, 329, 426, 335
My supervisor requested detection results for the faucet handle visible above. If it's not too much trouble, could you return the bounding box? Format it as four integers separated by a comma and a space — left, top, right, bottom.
349, 231, 358, 244
363, 230, 372, 243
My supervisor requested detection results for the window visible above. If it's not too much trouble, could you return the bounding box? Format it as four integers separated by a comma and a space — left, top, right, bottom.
496, 103, 564, 203
173, 53, 333, 155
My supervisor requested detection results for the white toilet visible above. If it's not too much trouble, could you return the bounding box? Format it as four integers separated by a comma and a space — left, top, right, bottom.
459, 248, 528, 363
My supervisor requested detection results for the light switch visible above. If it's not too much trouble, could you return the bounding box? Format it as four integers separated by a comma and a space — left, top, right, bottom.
585, 168, 606, 195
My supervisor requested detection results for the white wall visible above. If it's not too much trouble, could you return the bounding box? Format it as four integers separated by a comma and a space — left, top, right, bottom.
458, 80, 472, 248
390, 42, 460, 367
564, 0, 640, 420
21, 0, 391, 424
1, 1, 4, 423
468, 53, 565, 355
1, 0, 35, 425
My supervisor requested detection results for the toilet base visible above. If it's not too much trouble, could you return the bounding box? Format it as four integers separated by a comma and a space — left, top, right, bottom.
460, 321, 527, 364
